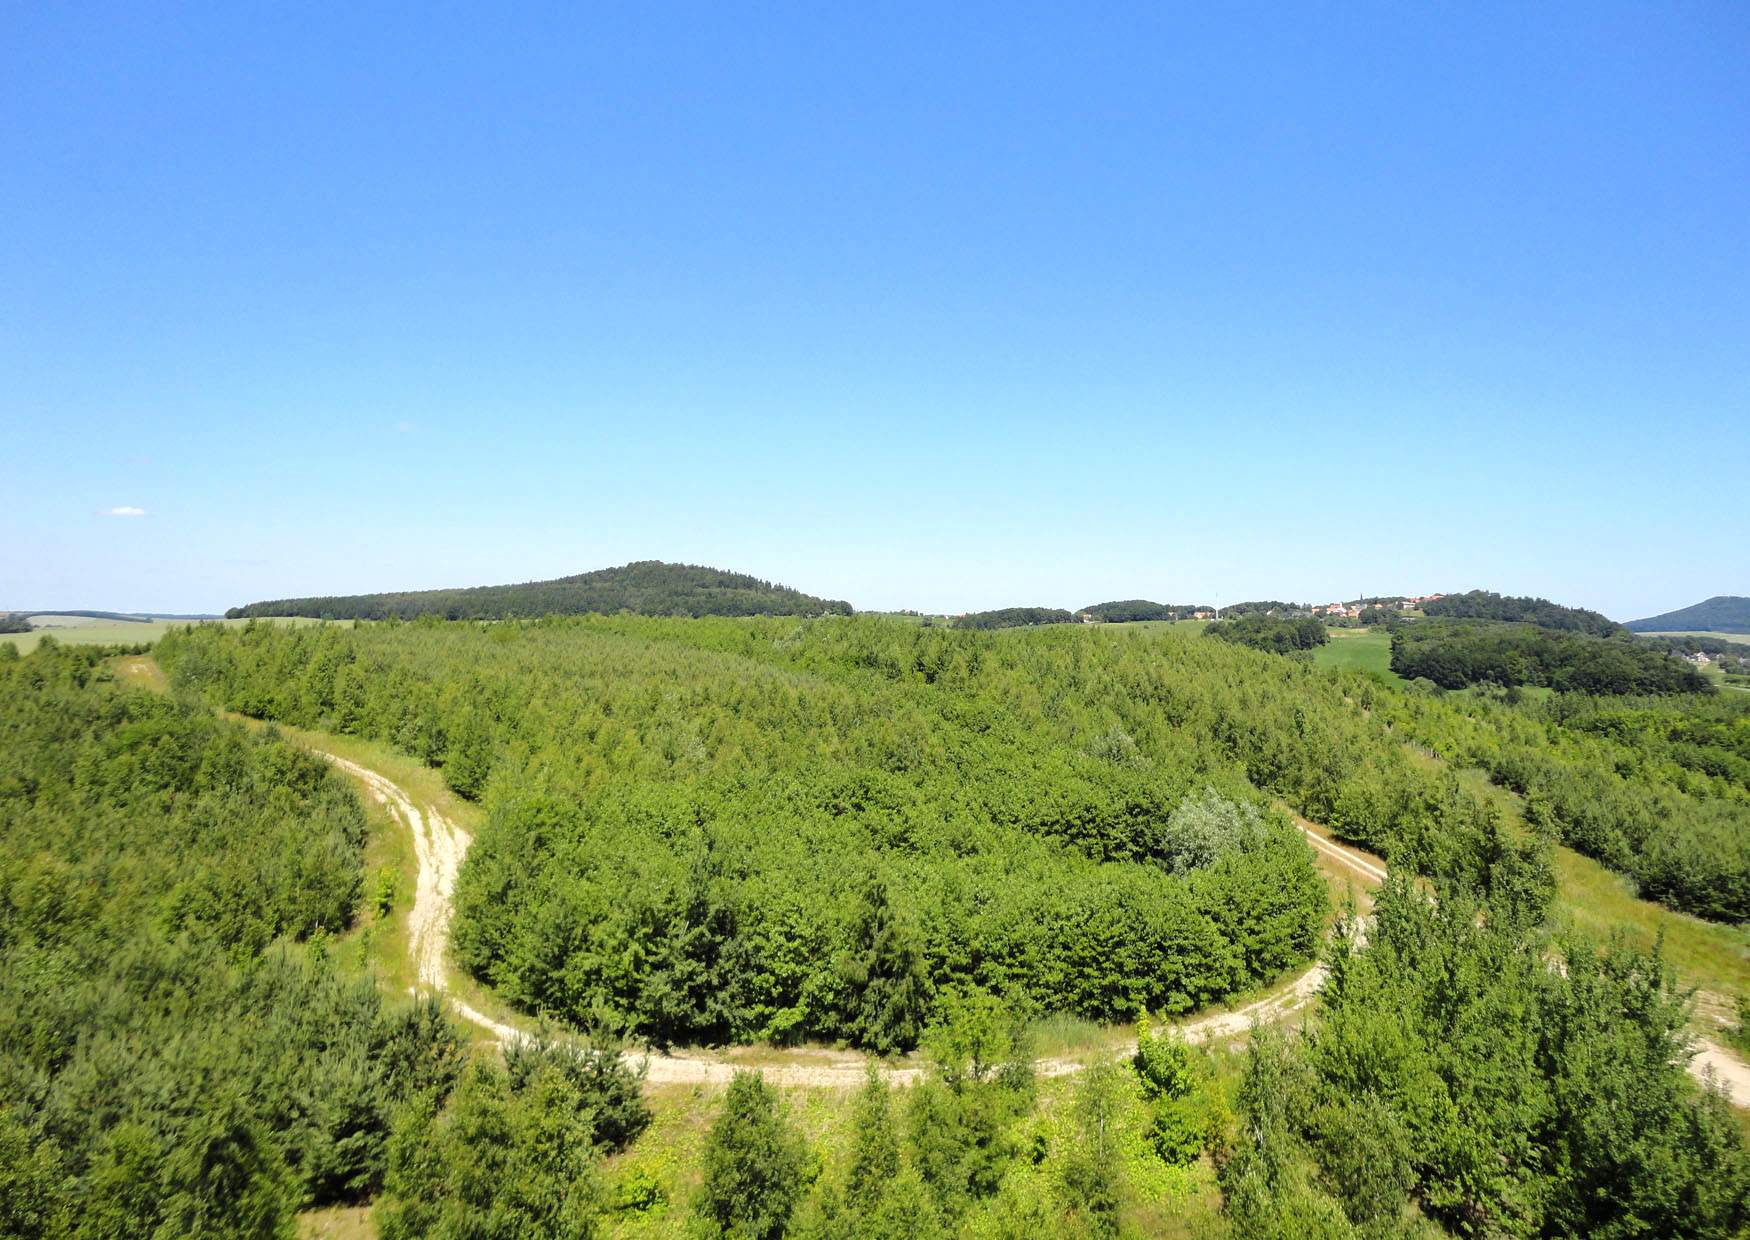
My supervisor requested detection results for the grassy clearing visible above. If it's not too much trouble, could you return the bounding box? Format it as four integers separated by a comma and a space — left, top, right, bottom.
601, 1068, 1232, 1238
1552, 847, 1750, 1021
1312, 626, 1403, 684
296, 1206, 376, 1240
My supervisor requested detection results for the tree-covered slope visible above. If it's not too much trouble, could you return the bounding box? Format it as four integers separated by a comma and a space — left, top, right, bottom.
1422, 589, 1623, 635
953, 606, 1076, 629
1627, 595, 1750, 634
0, 643, 466, 1234
1391, 619, 1711, 695
167, 615, 1513, 1046
226, 560, 853, 621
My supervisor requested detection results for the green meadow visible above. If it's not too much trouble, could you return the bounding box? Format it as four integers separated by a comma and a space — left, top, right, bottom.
1311, 626, 1402, 683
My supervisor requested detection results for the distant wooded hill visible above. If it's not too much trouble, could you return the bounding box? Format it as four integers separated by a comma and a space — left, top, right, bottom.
1626, 596, 1750, 635
1077, 600, 1212, 622
1422, 589, 1622, 636
953, 607, 1076, 630
227, 561, 854, 621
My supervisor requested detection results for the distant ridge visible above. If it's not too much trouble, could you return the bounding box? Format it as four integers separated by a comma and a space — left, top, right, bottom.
227, 561, 853, 621
1626, 596, 1750, 635
8, 609, 222, 621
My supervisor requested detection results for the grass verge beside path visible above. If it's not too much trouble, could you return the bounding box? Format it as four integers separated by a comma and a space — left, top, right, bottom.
1414, 756, 1750, 1020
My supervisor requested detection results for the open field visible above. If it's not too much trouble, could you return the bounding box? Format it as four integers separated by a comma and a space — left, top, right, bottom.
3, 613, 327, 652
1311, 625, 1403, 683
1643, 630, 1750, 644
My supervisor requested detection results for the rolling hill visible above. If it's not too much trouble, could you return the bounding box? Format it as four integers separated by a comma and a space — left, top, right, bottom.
1421, 589, 1623, 636
226, 560, 854, 621
1626, 595, 1750, 634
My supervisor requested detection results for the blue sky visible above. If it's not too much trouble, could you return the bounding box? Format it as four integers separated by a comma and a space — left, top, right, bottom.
3, 4, 1745, 619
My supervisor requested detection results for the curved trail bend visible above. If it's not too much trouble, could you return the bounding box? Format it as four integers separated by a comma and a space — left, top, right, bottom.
318, 748, 1750, 1099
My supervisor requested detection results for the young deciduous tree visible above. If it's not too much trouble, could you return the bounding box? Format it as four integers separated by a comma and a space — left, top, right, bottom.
1060, 1061, 1128, 1237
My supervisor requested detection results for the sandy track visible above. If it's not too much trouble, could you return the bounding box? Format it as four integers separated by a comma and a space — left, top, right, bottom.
318, 749, 1750, 1098
320, 754, 524, 1044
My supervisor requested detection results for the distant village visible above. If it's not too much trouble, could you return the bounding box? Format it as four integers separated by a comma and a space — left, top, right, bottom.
1305, 594, 1444, 620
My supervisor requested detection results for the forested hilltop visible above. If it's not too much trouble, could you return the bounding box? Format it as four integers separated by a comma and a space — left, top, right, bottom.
1422, 589, 1623, 635
226, 560, 853, 621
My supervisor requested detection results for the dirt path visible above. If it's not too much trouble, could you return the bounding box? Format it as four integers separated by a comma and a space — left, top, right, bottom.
319, 753, 523, 1044
318, 746, 1750, 1098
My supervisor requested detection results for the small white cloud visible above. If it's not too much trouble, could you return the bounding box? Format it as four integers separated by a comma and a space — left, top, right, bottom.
104, 506, 147, 517
394, 420, 414, 433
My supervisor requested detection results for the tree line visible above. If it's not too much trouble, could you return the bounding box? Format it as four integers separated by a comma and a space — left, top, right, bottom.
1077, 600, 1211, 622
1205, 615, 1329, 654
1391, 619, 1711, 695
952, 607, 1077, 629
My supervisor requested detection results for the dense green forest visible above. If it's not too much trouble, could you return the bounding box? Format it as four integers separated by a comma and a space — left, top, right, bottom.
1421, 590, 1623, 636
0, 642, 651, 1238
1627, 595, 1750, 634
952, 607, 1076, 629
1077, 600, 1209, 622
1391, 620, 1711, 695
1541, 693, 1750, 796
1205, 615, 1328, 654
0, 644, 464, 1234
12, 618, 1750, 1235
226, 561, 854, 622
160, 617, 1353, 1046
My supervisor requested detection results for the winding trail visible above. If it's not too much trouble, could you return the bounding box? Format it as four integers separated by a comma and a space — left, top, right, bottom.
317, 746, 1750, 1099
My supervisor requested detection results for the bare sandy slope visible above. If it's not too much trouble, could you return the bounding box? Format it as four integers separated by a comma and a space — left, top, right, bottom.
318, 748, 1750, 1098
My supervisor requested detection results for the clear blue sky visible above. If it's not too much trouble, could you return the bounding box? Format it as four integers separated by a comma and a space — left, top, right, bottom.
3, 4, 1745, 619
